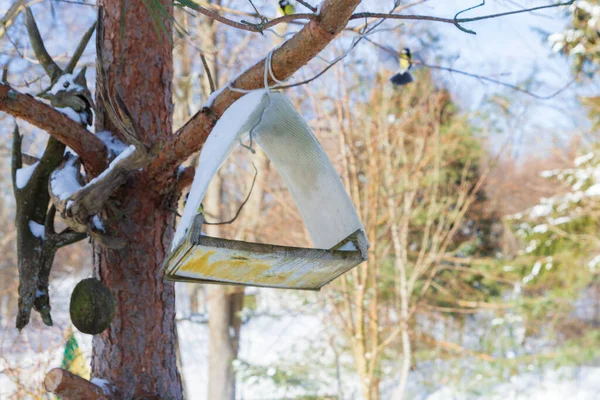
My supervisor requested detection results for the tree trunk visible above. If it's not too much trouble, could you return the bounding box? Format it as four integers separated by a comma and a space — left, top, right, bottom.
90, 1, 183, 398
207, 285, 243, 400
205, 176, 243, 400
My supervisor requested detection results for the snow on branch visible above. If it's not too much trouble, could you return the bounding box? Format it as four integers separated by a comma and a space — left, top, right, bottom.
49, 145, 153, 248
0, 84, 107, 175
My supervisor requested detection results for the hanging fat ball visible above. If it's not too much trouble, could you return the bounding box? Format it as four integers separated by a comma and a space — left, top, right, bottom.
279, 0, 295, 15
39, 67, 95, 127
69, 278, 115, 335
390, 48, 414, 86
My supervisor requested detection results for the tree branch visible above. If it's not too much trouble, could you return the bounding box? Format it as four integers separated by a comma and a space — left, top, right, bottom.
184, 1, 316, 32
44, 368, 111, 400
0, 0, 26, 39
65, 21, 97, 74
49, 147, 154, 248
0, 84, 107, 176
24, 8, 62, 82
149, 0, 362, 188
349, 0, 575, 35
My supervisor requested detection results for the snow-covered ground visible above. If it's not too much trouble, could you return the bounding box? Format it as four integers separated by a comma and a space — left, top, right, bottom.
1, 275, 599, 399
425, 367, 600, 400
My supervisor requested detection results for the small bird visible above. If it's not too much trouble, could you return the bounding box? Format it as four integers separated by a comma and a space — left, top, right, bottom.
279, 0, 295, 15
390, 48, 414, 86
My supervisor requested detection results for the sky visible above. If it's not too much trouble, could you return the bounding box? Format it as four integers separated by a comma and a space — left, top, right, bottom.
359, 0, 586, 156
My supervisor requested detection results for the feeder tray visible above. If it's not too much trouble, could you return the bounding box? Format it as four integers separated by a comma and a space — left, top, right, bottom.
165, 90, 369, 290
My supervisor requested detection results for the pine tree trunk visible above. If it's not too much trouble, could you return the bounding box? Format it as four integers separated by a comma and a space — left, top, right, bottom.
90, 1, 183, 397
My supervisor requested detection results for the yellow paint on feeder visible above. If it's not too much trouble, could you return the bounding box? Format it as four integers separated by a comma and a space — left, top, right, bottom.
179, 250, 282, 284
165, 225, 368, 290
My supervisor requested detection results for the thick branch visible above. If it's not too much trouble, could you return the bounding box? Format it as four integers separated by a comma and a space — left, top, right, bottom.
24, 8, 62, 82
149, 0, 361, 187
0, 84, 107, 175
44, 368, 111, 400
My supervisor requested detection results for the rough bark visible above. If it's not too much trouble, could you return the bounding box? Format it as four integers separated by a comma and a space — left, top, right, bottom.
44, 368, 110, 400
90, 1, 182, 398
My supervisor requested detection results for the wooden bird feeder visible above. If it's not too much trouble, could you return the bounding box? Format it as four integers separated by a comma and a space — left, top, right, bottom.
165, 91, 368, 290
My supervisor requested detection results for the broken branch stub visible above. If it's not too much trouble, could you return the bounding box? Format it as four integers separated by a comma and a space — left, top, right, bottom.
44, 368, 112, 400
49, 145, 154, 249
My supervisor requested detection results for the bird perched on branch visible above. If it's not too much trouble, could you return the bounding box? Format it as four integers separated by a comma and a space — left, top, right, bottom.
390, 48, 414, 86
279, 0, 295, 15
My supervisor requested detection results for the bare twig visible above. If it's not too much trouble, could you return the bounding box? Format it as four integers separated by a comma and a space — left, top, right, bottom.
296, 0, 318, 12
200, 53, 216, 94
186, 1, 316, 32
24, 8, 62, 82
64, 21, 97, 74
0, 0, 26, 39
1, 64, 7, 84
349, 0, 575, 35
204, 164, 258, 226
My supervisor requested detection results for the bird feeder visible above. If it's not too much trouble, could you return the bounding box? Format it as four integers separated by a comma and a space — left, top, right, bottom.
165, 90, 369, 290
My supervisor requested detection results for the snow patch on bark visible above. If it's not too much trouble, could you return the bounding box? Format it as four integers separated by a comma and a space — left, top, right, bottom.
50, 156, 82, 200
16, 162, 39, 189
28, 221, 45, 239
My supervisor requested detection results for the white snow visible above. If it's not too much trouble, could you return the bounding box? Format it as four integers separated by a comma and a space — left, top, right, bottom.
204, 85, 227, 108
588, 255, 600, 272
523, 261, 542, 284
50, 146, 133, 213
574, 152, 594, 166
524, 240, 538, 254
550, 216, 572, 225
28, 220, 45, 239
56, 106, 84, 124
85, 145, 135, 188
585, 183, 600, 196
92, 215, 104, 231
91, 378, 113, 395
95, 131, 129, 156
540, 169, 557, 178
16, 161, 39, 189
172, 90, 267, 250
529, 204, 552, 219
50, 156, 82, 200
